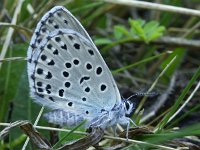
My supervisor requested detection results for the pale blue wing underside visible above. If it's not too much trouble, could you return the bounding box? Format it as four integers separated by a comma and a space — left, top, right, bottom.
43, 110, 84, 127
27, 6, 121, 125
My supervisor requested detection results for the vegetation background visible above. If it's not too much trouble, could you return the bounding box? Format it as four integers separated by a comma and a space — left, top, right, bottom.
0, 0, 200, 149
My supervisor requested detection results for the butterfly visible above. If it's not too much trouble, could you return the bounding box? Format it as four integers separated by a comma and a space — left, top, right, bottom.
27, 6, 135, 137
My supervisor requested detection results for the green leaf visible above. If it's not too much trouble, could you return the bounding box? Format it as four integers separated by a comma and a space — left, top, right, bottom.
148, 26, 165, 41
95, 38, 112, 45
129, 19, 147, 41
144, 21, 165, 42
112, 19, 165, 44
144, 21, 159, 35
114, 25, 130, 39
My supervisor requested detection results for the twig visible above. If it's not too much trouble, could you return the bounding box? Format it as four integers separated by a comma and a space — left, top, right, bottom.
168, 27, 200, 35
0, 57, 26, 62
155, 37, 200, 49
182, 20, 200, 38
0, 0, 25, 70
103, 37, 200, 52
104, 135, 177, 150
0, 123, 176, 150
0, 22, 32, 33
22, 107, 44, 150
104, 0, 200, 17
0, 122, 87, 136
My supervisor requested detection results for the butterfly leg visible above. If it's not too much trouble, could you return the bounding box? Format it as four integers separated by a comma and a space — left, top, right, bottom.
125, 118, 139, 140
129, 118, 137, 127
126, 121, 130, 140
112, 125, 117, 136
89, 112, 109, 128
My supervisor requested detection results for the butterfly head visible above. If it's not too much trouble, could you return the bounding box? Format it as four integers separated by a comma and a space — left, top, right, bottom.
123, 100, 135, 116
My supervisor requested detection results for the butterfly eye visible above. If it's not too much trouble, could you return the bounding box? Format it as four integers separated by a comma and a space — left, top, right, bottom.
125, 101, 130, 111
124, 100, 134, 116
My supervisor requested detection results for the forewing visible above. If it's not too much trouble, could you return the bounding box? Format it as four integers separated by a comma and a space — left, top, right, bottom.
27, 6, 95, 63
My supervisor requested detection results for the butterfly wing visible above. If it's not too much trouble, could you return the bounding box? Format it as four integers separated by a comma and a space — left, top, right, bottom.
27, 6, 121, 122
27, 6, 95, 63
43, 110, 84, 127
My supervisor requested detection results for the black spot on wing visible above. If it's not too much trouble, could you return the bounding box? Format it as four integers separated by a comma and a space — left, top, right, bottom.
80, 76, 90, 84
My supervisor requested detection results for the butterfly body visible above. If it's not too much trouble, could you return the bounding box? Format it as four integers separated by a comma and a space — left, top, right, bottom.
89, 102, 131, 129
27, 6, 134, 132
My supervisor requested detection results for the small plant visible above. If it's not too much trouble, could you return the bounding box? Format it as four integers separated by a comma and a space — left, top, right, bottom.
114, 19, 165, 43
